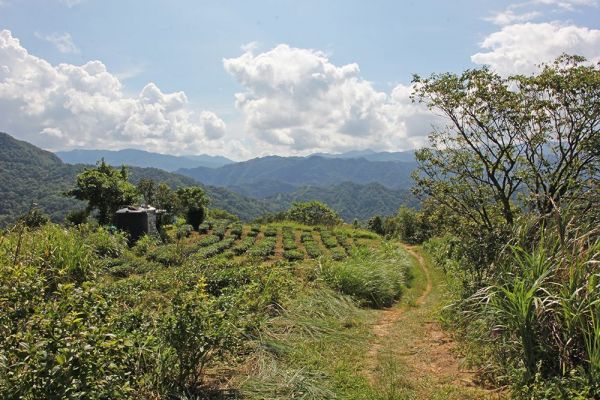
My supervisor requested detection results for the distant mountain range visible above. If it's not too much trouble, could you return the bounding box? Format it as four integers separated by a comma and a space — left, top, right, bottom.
1, 133, 418, 225
55, 148, 417, 172
56, 148, 234, 171
0, 133, 267, 225
312, 149, 416, 163
177, 155, 417, 194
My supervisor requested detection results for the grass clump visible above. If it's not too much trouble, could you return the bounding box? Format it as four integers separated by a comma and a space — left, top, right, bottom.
320, 243, 410, 308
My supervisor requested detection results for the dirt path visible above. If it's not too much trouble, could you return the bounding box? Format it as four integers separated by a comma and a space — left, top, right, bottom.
365, 245, 431, 384
365, 244, 495, 399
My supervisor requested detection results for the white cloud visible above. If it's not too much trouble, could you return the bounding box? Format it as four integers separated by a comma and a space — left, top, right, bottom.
223, 44, 433, 155
471, 22, 600, 75
486, 0, 597, 26
60, 0, 84, 7
486, 9, 541, 25
532, 0, 598, 10
0, 29, 229, 155
35, 32, 79, 54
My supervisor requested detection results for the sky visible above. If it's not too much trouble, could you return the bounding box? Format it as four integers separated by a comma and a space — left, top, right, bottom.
1, 0, 599, 160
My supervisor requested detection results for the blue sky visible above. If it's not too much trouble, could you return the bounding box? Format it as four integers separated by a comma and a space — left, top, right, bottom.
1, 0, 599, 159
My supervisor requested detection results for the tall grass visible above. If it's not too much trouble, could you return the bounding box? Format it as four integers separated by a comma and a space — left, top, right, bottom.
455, 217, 600, 397
320, 243, 411, 308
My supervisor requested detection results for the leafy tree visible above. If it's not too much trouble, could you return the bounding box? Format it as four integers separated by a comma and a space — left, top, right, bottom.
367, 215, 384, 235
65, 209, 89, 226
136, 178, 156, 205
19, 207, 49, 228
207, 208, 239, 222
287, 201, 342, 226
67, 160, 139, 225
176, 186, 209, 230
154, 183, 178, 214
412, 55, 599, 234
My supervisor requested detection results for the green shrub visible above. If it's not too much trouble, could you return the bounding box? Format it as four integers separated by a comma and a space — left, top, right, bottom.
232, 236, 256, 256
0, 282, 138, 399
300, 231, 322, 259
329, 246, 347, 261
283, 249, 304, 261
197, 222, 210, 234
282, 227, 297, 250
264, 225, 278, 237
334, 231, 353, 251
196, 234, 221, 247
84, 227, 128, 258
0, 224, 99, 292
247, 237, 276, 259
162, 280, 237, 388
147, 244, 180, 266
319, 229, 338, 249
230, 223, 243, 239
193, 237, 236, 259
132, 234, 159, 256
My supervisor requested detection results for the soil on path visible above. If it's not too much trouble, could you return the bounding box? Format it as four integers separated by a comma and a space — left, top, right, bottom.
365, 245, 498, 399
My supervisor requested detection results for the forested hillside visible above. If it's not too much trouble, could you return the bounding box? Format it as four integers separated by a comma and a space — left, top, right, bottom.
0, 133, 269, 225
177, 154, 416, 193
265, 182, 417, 221
0, 133, 417, 225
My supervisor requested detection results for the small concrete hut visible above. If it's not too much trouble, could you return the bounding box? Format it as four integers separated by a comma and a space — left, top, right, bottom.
114, 206, 162, 242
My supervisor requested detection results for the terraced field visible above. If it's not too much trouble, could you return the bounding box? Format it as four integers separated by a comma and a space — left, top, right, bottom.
162, 220, 374, 265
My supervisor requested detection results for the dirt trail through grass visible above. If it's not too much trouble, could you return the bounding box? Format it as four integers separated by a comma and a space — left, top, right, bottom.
366, 244, 497, 399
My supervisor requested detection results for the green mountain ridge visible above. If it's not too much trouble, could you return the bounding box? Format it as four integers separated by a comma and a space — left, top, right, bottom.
0, 132, 268, 225
1, 132, 416, 226
56, 148, 234, 171
177, 154, 417, 191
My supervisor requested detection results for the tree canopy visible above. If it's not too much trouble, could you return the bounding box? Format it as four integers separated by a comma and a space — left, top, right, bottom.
176, 186, 209, 230
412, 55, 599, 234
287, 201, 342, 226
67, 160, 139, 225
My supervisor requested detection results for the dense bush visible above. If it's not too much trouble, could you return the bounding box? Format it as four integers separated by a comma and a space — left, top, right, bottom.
319, 229, 338, 249
282, 226, 297, 250
83, 226, 128, 258
193, 237, 236, 259
196, 234, 221, 247
0, 222, 298, 398
436, 218, 600, 397
230, 223, 243, 239
162, 279, 237, 388
300, 231, 322, 259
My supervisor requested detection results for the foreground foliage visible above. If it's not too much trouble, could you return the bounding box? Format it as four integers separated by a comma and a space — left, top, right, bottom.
415, 55, 600, 398
0, 219, 402, 398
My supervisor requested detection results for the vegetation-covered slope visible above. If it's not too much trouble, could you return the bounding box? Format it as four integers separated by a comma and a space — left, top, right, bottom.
177, 154, 417, 191
265, 182, 417, 221
0, 133, 417, 225
0, 132, 268, 225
